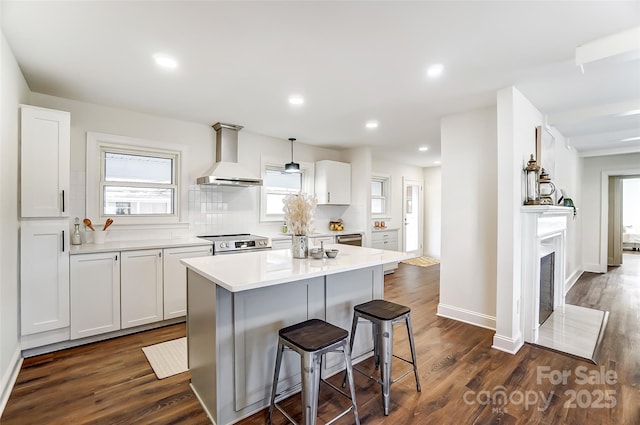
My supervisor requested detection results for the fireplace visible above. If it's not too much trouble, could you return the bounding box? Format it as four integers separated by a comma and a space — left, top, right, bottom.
539, 252, 555, 325
521, 206, 573, 343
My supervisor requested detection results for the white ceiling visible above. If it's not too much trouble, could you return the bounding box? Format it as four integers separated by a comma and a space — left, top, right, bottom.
2, 1, 640, 167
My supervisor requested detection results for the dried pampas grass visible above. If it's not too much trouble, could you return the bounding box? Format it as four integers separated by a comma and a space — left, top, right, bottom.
283, 192, 317, 236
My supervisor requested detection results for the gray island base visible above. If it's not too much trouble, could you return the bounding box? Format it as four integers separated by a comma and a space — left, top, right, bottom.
182, 244, 414, 425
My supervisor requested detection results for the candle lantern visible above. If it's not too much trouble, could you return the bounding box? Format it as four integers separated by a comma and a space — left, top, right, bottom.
524, 154, 540, 205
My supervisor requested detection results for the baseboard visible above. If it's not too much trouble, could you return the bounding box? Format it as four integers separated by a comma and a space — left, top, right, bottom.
0, 347, 23, 417
491, 333, 524, 355
565, 269, 584, 295
436, 303, 496, 330
583, 263, 604, 273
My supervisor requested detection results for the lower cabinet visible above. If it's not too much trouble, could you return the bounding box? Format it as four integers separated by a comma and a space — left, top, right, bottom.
20, 219, 70, 337
270, 236, 292, 250
163, 245, 212, 319
70, 252, 120, 339
121, 249, 163, 329
371, 229, 399, 274
309, 235, 334, 248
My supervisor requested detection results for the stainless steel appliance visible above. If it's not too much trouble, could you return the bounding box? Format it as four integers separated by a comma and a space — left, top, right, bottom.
336, 233, 363, 246
198, 233, 271, 255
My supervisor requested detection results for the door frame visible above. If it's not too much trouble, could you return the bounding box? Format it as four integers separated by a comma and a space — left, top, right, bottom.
599, 168, 640, 272
402, 178, 423, 256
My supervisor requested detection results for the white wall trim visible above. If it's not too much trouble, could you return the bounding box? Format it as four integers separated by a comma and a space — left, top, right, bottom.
599, 168, 640, 273
491, 334, 524, 355
583, 263, 602, 273
436, 303, 496, 330
0, 347, 23, 416
565, 269, 584, 295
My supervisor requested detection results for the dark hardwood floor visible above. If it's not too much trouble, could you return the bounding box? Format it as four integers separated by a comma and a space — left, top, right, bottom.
2, 254, 639, 424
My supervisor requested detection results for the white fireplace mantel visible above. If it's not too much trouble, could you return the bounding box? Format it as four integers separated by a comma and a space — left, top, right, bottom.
521, 206, 573, 343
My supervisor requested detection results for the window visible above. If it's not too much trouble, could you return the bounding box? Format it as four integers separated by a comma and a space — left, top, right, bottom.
260, 159, 314, 222
264, 167, 302, 215
86, 132, 184, 225
101, 150, 177, 216
371, 174, 390, 217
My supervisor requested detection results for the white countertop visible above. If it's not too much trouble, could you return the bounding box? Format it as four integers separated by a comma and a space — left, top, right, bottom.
181, 244, 414, 293
69, 236, 211, 255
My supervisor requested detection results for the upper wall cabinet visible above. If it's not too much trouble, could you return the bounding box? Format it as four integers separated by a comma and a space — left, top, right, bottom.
20, 105, 70, 218
315, 160, 351, 205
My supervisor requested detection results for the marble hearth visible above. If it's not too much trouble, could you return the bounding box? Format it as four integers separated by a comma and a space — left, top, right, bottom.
522, 206, 608, 362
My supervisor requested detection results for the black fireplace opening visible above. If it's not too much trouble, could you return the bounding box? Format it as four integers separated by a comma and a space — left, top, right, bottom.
539, 252, 555, 325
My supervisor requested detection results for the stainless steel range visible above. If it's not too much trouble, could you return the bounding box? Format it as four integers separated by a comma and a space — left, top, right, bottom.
198, 233, 271, 255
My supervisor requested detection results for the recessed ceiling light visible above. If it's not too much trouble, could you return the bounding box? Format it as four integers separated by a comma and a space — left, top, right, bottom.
426, 63, 444, 78
434, 160, 441, 165
418, 146, 429, 152
620, 136, 640, 142
154, 54, 177, 69
365, 120, 379, 129
289, 95, 305, 105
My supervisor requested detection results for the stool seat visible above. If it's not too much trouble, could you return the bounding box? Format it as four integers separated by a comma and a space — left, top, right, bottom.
354, 299, 410, 321
269, 319, 360, 425
279, 319, 348, 352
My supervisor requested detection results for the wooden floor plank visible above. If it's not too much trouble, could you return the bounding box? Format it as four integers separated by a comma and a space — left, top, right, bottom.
2, 253, 639, 424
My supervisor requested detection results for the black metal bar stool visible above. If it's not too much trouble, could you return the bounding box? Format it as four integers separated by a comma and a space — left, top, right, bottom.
343, 299, 421, 415
269, 318, 360, 425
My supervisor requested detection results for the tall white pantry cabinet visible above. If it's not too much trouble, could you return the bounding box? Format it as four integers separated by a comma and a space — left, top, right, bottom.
19, 105, 71, 350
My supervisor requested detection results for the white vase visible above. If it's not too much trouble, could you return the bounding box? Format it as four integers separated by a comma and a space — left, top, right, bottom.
291, 235, 308, 258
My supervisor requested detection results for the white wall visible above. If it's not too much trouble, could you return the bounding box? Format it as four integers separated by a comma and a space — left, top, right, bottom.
0, 28, 30, 412
493, 87, 542, 353
27, 93, 354, 240
581, 153, 640, 271
438, 106, 497, 329
371, 157, 424, 251
423, 166, 441, 258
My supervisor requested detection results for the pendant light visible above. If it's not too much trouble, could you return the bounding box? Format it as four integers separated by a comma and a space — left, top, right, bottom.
285, 137, 300, 173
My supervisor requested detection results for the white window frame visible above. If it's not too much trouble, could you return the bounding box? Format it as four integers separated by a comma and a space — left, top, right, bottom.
86, 132, 186, 226
371, 173, 391, 218
260, 158, 315, 222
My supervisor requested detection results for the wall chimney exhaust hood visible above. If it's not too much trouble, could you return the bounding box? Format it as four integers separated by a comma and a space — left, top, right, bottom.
197, 123, 263, 187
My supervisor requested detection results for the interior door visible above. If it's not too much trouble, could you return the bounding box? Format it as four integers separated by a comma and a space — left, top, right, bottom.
608, 176, 623, 266
403, 178, 423, 256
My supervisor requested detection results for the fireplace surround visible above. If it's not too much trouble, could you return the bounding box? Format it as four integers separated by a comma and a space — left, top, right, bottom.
521, 206, 573, 343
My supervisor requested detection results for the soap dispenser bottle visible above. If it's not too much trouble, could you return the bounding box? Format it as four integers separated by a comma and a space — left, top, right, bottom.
71, 217, 82, 245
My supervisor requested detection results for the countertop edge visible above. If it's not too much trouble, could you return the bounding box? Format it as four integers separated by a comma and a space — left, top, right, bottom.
69, 237, 211, 255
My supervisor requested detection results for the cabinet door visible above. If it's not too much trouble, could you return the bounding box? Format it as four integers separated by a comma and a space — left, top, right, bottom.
20, 219, 70, 335
70, 252, 120, 339
309, 235, 334, 248
20, 105, 70, 218
163, 245, 212, 319
121, 249, 163, 329
315, 160, 351, 205
271, 238, 292, 250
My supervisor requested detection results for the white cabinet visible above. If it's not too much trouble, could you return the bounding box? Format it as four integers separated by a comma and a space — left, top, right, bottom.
163, 245, 212, 319
309, 235, 334, 248
371, 229, 398, 251
121, 249, 163, 329
20, 220, 70, 336
20, 105, 70, 218
70, 252, 120, 339
315, 160, 351, 205
270, 237, 292, 250
371, 229, 399, 274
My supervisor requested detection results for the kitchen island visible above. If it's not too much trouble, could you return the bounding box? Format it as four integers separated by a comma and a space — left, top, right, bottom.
181, 244, 413, 425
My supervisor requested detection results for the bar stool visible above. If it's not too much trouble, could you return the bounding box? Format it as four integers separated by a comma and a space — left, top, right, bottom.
268, 319, 360, 425
343, 299, 421, 415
